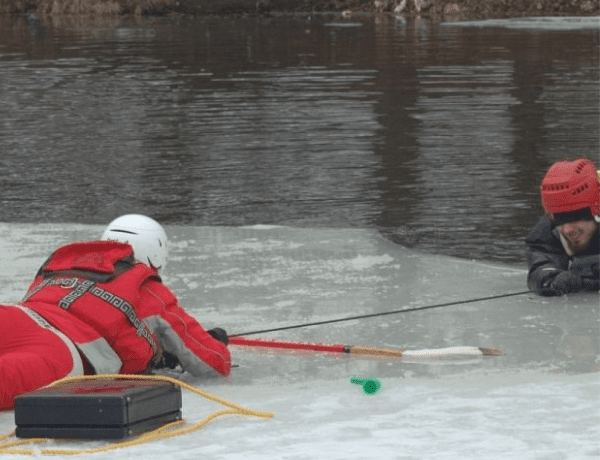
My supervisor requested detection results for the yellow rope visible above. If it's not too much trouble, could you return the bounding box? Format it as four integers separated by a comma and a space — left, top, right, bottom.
0, 374, 274, 455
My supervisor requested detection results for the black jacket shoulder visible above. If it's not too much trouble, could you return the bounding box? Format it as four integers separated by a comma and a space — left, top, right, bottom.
525, 216, 569, 293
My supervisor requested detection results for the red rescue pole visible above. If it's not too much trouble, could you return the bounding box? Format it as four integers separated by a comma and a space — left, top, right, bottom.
229, 336, 348, 353
228, 336, 501, 359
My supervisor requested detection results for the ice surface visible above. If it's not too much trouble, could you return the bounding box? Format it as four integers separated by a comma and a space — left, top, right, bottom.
0, 223, 598, 459
443, 16, 600, 31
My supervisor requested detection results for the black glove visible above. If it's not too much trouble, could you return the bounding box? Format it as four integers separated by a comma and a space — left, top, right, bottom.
539, 270, 583, 296
152, 351, 181, 370
208, 328, 229, 345
571, 255, 599, 279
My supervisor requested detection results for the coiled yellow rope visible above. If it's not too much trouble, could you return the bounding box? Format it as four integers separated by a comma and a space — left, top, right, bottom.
0, 374, 274, 455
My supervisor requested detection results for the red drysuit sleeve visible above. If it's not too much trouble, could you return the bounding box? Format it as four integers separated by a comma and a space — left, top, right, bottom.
140, 281, 231, 377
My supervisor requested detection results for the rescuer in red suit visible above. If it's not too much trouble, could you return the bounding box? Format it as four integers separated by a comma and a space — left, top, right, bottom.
1, 215, 230, 410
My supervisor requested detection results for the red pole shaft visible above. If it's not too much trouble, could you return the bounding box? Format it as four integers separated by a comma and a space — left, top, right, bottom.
229, 336, 348, 354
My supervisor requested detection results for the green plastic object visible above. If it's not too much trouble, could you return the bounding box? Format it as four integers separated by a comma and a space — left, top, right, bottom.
350, 377, 381, 395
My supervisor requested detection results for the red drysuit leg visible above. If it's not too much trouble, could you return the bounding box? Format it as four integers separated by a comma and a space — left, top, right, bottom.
0, 304, 83, 411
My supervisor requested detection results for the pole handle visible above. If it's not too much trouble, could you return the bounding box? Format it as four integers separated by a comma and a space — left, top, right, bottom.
348, 345, 404, 357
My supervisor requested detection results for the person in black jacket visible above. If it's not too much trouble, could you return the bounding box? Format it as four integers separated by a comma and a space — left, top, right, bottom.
526, 158, 599, 296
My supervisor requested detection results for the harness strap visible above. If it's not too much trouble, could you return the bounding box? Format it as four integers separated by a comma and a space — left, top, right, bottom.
25, 273, 158, 354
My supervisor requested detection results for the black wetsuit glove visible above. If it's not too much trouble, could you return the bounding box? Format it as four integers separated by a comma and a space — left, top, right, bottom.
152, 351, 181, 370
571, 255, 599, 278
571, 255, 599, 292
208, 328, 229, 345
539, 270, 583, 296
162, 351, 181, 369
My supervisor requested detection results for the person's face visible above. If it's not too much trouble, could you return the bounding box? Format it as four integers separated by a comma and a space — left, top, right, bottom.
557, 219, 598, 255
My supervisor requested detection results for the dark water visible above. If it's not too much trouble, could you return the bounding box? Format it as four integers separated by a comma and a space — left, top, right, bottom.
0, 14, 598, 264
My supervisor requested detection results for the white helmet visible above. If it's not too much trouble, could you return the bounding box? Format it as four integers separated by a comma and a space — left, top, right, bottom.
101, 214, 168, 271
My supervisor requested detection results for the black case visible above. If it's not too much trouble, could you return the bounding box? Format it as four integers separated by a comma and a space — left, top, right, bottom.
15, 379, 182, 439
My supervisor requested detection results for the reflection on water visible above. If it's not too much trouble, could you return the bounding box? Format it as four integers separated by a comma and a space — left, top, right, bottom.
407, 61, 521, 260
0, 14, 598, 264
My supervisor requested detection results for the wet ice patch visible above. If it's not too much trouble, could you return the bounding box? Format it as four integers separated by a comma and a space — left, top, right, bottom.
443, 16, 600, 31
324, 22, 364, 28
348, 254, 394, 270
215, 239, 305, 257
242, 224, 286, 230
